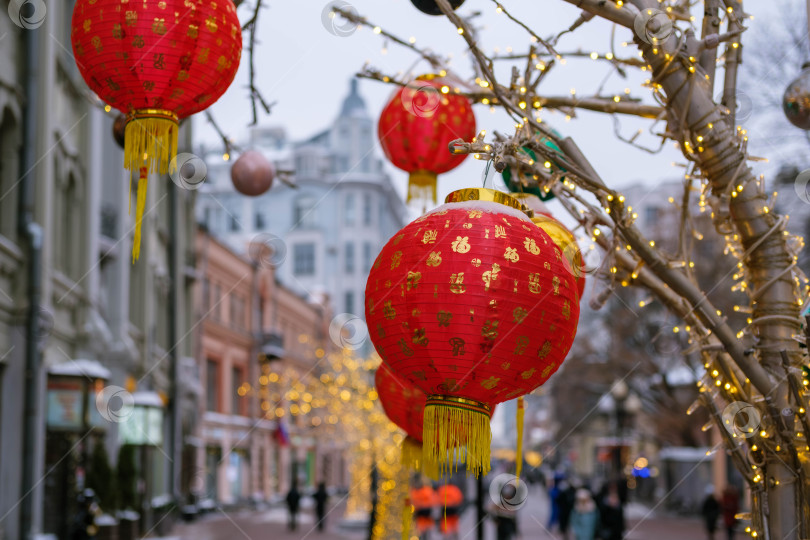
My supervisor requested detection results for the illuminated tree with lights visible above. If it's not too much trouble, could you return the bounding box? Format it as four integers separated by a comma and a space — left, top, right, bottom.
327, 1, 810, 538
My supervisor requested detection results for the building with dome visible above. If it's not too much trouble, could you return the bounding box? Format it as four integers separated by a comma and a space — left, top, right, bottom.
197, 79, 408, 322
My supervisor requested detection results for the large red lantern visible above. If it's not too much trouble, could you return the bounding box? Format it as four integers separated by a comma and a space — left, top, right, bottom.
378, 76, 476, 206
365, 188, 580, 476
71, 0, 242, 260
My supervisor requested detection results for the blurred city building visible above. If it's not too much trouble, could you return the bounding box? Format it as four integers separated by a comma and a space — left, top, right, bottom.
194, 230, 338, 505
0, 10, 199, 539
195, 79, 408, 327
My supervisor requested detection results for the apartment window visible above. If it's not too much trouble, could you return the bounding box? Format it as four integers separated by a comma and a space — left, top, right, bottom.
232, 367, 243, 416
231, 294, 246, 329
255, 212, 266, 230
202, 278, 210, 312
363, 242, 373, 273
645, 206, 660, 227
363, 193, 372, 226
345, 291, 355, 315
212, 284, 222, 319
293, 243, 316, 276
293, 196, 317, 228
206, 359, 219, 412
0, 111, 20, 241
344, 193, 355, 226
345, 242, 355, 274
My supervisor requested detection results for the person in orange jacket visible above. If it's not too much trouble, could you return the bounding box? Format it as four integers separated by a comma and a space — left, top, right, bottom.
411, 482, 438, 540
436, 483, 463, 540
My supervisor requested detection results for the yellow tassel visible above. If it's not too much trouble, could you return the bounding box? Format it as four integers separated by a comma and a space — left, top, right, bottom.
407, 170, 438, 205
423, 396, 492, 478
401, 435, 440, 480
516, 396, 525, 484
123, 110, 178, 263
401, 502, 413, 540
132, 168, 148, 262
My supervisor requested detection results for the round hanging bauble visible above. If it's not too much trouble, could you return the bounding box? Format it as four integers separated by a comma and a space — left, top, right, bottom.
410, 0, 465, 15
783, 63, 810, 130
231, 150, 275, 197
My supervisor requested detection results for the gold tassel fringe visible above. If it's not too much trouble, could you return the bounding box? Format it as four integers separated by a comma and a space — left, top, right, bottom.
407, 170, 438, 205
423, 396, 492, 478
123, 110, 178, 263
401, 501, 413, 540
132, 167, 148, 262
400, 435, 440, 480
516, 396, 525, 483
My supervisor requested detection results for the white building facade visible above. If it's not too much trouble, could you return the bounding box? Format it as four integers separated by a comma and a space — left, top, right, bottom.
197, 79, 408, 320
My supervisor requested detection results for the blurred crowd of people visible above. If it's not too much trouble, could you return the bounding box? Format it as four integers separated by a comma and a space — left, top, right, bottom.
546, 473, 627, 540
701, 485, 740, 540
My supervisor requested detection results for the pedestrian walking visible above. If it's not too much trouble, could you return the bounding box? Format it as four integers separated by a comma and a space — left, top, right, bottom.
285, 482, 301, 531
547, 472, 564, 531
313, 482, 329, 532
701, 485, 721, 540
721, 485, 740, 540
557, 479, 576, 539
570, 489, 599, 540
71, 489, 101, 540
436, 483, 463, 540
596, 482, 625, 540
411, 482, 438, 540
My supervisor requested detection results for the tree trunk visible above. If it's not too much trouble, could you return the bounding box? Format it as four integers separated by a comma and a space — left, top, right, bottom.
626, 1, 804, 537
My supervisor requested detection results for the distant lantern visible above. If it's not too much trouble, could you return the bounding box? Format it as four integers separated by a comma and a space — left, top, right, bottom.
71, 0, 242, 261
231, 150, 275, 197
365, 188, 580, 477
378, 76, 476, 207
410, 0, 465, 15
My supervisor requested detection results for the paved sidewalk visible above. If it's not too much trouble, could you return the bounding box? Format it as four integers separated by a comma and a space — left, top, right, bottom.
159, 487, 705, 540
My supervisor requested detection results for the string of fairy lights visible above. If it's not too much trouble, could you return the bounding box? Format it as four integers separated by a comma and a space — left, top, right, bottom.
332, 0, 810, 537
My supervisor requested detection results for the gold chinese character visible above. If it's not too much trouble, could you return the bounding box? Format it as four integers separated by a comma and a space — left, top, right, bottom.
562, 300, 571, 320
537, 340, 552, 359
528, 273, 541, 294
481, 320, 499, 340
482, 263, 500, 291
468, 210, 482, 218
437, 311, 452, 327
494, 225, 507, 238
503, 247, 519, 263
552, 275, 560, 295
390, 251, 403, 269
426, 251, 442, 267
422, 230, 438, 244
481, 376, 500, 390
451, 236, 471, 253
514, 336, 529, 355
449, 273, 465, 294
524, 237, 541, 255
521, 367, 536, 379
406, 271, 421, 290
449, 337, 465, 356
152, 18, 167, 35
397, 338, 414, 357
383, 301, 396, 320
412, 328, 429, 346
513, 307, 528, 324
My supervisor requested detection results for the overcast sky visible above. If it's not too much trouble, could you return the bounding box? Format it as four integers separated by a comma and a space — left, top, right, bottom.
194, 0, 786, 210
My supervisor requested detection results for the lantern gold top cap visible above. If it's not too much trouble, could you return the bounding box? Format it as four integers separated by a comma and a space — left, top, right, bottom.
444, 188, 534, 217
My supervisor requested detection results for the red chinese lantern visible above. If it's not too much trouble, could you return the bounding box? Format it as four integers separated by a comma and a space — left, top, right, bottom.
365, 188, 580, 476
375, 361, 425, 442
378, 76, 476, 206
71, 0, 242, 260
375, 362, 431, 475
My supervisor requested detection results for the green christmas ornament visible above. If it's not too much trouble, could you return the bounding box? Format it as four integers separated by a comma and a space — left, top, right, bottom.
501, 130, 566, 201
